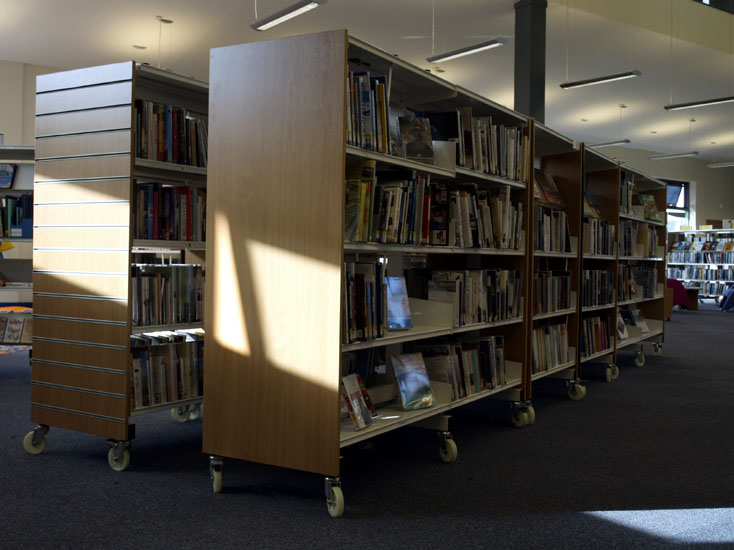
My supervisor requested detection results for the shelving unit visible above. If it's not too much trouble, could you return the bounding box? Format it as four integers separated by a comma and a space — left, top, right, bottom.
202, 30, 537, 516
616, 167, 666, 367
578, 146, 619, 382
0, 146, 34, 345
667, 228, 734, 301
23, 61, 208, 470
528, 122, 585, 400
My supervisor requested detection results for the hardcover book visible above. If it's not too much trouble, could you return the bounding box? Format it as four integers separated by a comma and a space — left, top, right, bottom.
398, 116, 434, 165
391, 353, 436, 410
534, 169, 566, 209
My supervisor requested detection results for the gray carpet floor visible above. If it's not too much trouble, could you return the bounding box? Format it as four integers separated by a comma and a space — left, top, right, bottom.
2, 303, 734, 549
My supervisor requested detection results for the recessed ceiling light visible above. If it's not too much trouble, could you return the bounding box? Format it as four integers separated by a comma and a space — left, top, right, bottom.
133, 45, 147, 50
580, 118, 588, 122
710, 141, 717, 144
650, 131, 658, 134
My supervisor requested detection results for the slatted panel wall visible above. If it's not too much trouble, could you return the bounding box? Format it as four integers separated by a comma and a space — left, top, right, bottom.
32, 62, 134, 441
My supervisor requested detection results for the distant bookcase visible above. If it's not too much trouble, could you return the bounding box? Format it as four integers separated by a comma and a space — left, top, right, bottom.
667, 228, 734, 299
25, 62, 207, 469
0, 146, 34, 318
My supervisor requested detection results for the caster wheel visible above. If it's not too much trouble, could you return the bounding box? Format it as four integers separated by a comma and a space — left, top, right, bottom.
107, 448, 131, 471
605, 368, 613, 383
188, 403, 202, 421
22, 431, 47, 455
171, 406, 189, 423
526, 406, 536, 425
611, 365, 620, 380
439, 438, 458, 463
634, 352, 645, 367
652, 344, 662, 356
327, 486, 344, 517
511, 410, 529, 428
212, 469, 222, 493
568, 382, 586, 401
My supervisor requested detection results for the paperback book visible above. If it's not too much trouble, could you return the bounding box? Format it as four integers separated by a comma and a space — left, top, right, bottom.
391, 353, 436, 410
386, 276, 413, 330
342, 373, 374, 431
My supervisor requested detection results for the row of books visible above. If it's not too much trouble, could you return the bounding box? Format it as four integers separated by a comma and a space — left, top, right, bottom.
581, 269, 615, 308
131, 264, 204, 327
134, 100, 208, 168
134, 182, 206, 242
0, 314, 31, 343
0, 193, 32, 239
618, 265, 657, 301
670, 240, 734, 252
580, 316, 612, 359
667, 267, 734, 282
343, 259, 388, 343
130, 329, 204, 410
345, 164, 524, 250
531, 322, 570, 374
583, 218, 615, 256
534, 206, 571, 253
406, 268, 524, 327
619, 171, 635, 215
533, 270, 571, 315
693, 281, 731, 296
668, 251, 734, 264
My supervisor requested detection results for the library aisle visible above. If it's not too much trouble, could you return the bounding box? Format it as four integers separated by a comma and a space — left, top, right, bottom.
3, 304, 734, 548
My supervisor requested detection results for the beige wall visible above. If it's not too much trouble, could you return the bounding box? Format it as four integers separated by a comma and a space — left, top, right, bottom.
605, 146, 734, 228
0, 60, 56, 146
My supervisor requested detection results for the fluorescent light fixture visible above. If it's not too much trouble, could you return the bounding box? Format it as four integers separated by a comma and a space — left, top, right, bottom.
707, 161, 734, 168
250, 0, 326, 31
426, 37, 508, 63
588, 139, 631, 149
664, 95, 734, 111
648, 151, 699, 160
560, 70, 641, 90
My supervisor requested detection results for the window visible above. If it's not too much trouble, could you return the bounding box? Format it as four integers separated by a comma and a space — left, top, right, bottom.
661, 178, 690, 231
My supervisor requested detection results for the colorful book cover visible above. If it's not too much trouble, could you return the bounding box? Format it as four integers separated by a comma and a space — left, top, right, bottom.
342, 373, 374, 430
391, 353, 436, 410
398, 116, 434, 165
386, 276, 413, 330
0, 164, 16, 189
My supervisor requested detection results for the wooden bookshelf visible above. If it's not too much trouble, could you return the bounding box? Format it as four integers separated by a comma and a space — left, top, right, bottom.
24, 62, 208, 470
529, 122, 585, 400
616, 166, 666, 367
202, 30, 535, 516
578, 146, 620, 382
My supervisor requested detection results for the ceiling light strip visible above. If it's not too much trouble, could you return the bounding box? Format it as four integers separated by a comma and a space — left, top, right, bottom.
663, 95, 734, 111
251, 0, 326, 31
707, 161, 734, 168
588, 139, 631, 149
560, 70, 641, 90
648, 151, 699, 160
426, 37, 508, 64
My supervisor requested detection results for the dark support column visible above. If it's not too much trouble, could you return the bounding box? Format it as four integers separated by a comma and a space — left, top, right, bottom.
514, 0, 547, 122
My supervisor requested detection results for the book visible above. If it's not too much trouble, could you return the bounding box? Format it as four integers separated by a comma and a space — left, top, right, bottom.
342, 373, 374, 431
0, 164, 16, 189
3, 317, 24, 343
638, 193, 657, 219
398, 116, 434, 165
616, 312, 628, 339
534, 170, 566, 208
386, 276, 413, 330
583, 190, 602, 218
390, 353, 436, 410
20, 316, 32, 343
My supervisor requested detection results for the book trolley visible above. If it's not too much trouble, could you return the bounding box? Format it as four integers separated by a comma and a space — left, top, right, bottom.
616, 167, 667, 367
202, 30, 595, 517
23, 62, 208, 470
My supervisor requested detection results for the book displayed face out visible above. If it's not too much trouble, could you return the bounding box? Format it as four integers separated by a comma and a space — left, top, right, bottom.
390, 353, 435, 410
386, 276, 413, 330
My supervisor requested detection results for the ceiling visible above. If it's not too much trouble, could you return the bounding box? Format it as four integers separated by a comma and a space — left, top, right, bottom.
2, 0, 734, 163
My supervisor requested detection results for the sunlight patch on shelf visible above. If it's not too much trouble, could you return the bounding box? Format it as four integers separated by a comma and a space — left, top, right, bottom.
585, 508, 734, 543
212, 213, 249, 356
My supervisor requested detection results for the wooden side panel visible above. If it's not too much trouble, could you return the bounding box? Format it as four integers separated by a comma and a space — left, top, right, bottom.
30, 405, 128, 440
33, 318, 128, 346
33, 63, 135, 439
32, 340, 128, 372
202, 31, 347, 477
36, 130, 131, 159
35, 178, 130, 204
34, 227, 129, 250
33, 362, 128, 395
35, 155, 130, 182
36, 106, 131, 137
33, 295, 129, 323
34, 273, 128, 298
36, 82, 133, 115
34, 203, 130, 227
34, 250, 129, 274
